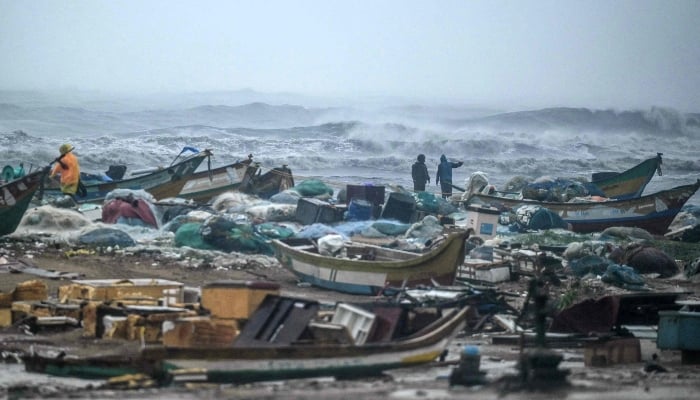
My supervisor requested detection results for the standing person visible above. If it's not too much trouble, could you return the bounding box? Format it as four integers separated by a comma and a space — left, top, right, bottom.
436, 154, 463, 199
411, 154, 430, 191
50, 143, 81, 196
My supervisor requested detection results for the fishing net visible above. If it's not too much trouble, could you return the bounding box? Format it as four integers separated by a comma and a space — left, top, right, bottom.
201, 215, 274, 254
211, 192, 262, 213
269, 189, 302, 204
332, 220, 374, 237
601, 264, 646, 290
514, 205, 569, 231
568, 255, 611, 277
78, 227, 136, 248
162, 212, 214, 233
370, 220, 410, 236
522, 178, 604, 202
18, 205, 93, 232
503, 175, 530, 192
174, 222, 216, 250
405, 215, 443, 239
254, 222, 295, 239
294, 223, 345, 240
246, 204, 297, 222
413, 191, 439, 213
292, 179, 334, 197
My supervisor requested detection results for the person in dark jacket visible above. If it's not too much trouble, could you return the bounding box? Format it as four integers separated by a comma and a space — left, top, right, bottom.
436, 154, 463, 199
411, 154, 430, 191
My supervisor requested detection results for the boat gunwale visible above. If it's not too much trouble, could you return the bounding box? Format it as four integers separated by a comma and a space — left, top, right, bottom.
1, 168, 50, 236
271, 230, 468, 272
143, 305, 470, 360
591, 153, 663, 199
465, 180, 700, 211
42, 150, 211, 203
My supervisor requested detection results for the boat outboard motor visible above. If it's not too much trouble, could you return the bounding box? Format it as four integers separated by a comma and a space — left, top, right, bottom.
105, 165, 127, 181
2, 163, 25, 182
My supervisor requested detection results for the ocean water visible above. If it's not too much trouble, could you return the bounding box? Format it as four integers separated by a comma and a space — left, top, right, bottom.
1, 90, 699, 393
1, 91, 699, 207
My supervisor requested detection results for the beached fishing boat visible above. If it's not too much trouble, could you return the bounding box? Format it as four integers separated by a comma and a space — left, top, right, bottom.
590, 153, 663, 199
481, 154, 664, 202
143, 303, 470, 384
243, 164, 295, 199
20, 300, 470, 384
41, 150, 212, 204
177, 154, 295, 203
0, 167, 49, 236
23, 350, 160, 380
465, 179, 700, 235
271, 230, 469, 295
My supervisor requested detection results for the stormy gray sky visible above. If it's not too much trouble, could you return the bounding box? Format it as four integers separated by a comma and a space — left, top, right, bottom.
1, 0, 699, 111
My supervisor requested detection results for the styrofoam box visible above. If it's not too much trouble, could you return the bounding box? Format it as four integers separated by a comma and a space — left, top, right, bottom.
331, 303, 376, 345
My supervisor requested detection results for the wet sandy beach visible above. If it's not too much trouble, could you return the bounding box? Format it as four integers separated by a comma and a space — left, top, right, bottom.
1, 243, 700, 399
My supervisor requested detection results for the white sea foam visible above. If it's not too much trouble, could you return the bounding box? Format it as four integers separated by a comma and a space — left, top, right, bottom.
1, 92, 698, 207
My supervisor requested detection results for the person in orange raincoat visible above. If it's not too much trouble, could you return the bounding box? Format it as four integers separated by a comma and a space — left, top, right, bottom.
50, 143, 81, 195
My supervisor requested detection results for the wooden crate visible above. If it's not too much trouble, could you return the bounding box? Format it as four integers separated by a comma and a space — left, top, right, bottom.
13, 280, 48, 301
0, 291, 12, 308
58, 279, 184, 303
513, 249, 540, 274
584, 337, 641, 366
162, 316, 239, 348
201, 280, 280, 319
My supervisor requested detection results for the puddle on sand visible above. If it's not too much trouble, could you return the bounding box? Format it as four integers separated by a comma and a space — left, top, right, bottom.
0, 363, 97, 389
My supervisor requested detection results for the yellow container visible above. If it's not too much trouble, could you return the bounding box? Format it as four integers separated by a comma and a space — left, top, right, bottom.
0, 308, 12, 327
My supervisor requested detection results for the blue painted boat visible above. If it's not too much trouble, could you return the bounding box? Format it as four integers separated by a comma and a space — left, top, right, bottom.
0, 167, 49, 236
42, 150, 211, 203
465, 179, 700, 235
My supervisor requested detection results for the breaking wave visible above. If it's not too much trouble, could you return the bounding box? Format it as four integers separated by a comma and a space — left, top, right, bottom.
1, 94, 698, 206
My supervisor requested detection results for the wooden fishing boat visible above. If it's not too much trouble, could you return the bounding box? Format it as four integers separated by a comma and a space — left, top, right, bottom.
177, 154, 295, 203
20, 301, 470, 384
143, 303, 470, 384
41, 150, 212, 204
271, 230, 469, 295
465, 179, 700, 235
23, 350, 161, 380
0, 167, 49, 236
591, 153, 663, 199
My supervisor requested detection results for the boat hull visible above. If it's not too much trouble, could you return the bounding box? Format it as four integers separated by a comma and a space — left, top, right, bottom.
178, 159, 258, 203
592, 153, 662, 199
466, 180, 700, 235
20, 304, 469, 384
178, 159, 294, 203
0, 168, 49, 236
272, 230, 468, 295
148, 305, 469, 384
42, 151, 210, 203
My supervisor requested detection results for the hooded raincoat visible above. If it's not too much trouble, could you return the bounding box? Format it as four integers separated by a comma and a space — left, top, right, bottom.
436, 154, 463, 199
